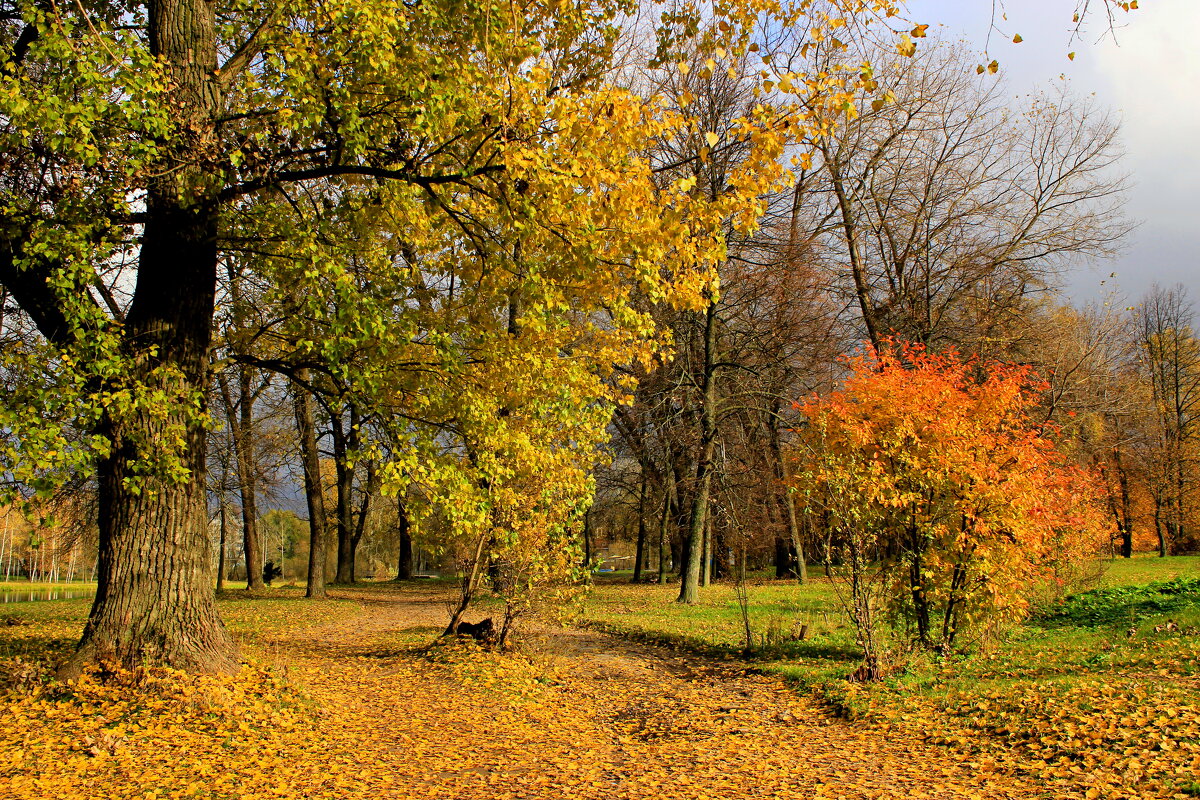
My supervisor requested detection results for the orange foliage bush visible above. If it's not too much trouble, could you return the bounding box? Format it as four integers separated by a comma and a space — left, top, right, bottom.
792, 343, 1112, 667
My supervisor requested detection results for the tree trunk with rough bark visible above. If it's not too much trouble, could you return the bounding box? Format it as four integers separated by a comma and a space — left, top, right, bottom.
59, 0, 237, 678
217, 504, 227, 591
633, 474, 647, 583
349, 459, 377, 582
395, 496, 412, 581
679, 300, 718, 604
293, 375, 327, 599
658, 469, 671, 584
331, 408, 356, 583
218, 365, 263, 592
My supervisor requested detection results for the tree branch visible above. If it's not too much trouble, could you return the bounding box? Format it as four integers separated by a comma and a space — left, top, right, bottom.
219, 163, 505, 201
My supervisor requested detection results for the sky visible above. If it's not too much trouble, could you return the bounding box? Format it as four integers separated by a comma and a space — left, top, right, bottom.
903, 0, 1200, 309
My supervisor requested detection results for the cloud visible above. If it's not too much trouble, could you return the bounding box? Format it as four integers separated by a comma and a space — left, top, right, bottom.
1092, 0, 1200, 230
858, 1, 1198, 303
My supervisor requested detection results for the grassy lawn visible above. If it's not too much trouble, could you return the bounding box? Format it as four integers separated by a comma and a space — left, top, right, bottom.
1094, 554, 1200, 586
0, 580, 96, 593
583, 557, 1200, 799
2, 562, 1198, 798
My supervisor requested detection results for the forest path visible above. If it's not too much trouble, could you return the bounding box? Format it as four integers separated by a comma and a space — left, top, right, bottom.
256, 585, 1048, 800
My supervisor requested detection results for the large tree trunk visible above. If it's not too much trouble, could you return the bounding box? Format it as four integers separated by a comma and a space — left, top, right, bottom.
395, 496, 412, 581
217, 503, 228, 591
582, 509, 592, 569
59, 0, 236, 678
293, 374, 327, 598
679, 300, 719, 604
218, 365, 263, 592
331, 408, 356, 583
633, 474, 647, 583
65, 408, 236, 677
657, 469, 672, 584
349, 459, 377, 582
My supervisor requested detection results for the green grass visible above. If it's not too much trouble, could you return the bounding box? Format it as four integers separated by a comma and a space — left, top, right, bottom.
0, 585, 372, 666
0, 580, 96, 593
583, 572, 860, 675
583, 557, 1200, 796
1094, 554, 1200, 587
1039, 575, 1200, 628
584, 557, 1200, 665
585, 557, 1200, 691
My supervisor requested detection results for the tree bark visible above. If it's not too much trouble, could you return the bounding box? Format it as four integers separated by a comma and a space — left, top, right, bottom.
582, 509, 592, 569
216, 503, 227, 591
1109, 445, 1134, 558
679, 299, 719, 604
330, 407, 356, 583
58, 0, 237, 677
633, 474, 647, 583
293, 375, 327, 598
658, 469, 672, 584
773, 536, 791, 579
1154, 494, 1167, 557
824, 146, 882, 350
767, 402, 806, 583
395, 495, 412, 581
218, 365, 263, 592
349, 459, 377, 582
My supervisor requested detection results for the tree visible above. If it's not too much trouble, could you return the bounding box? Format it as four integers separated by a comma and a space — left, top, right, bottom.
3, 0, 1132, 672
291, 372, 329, 597
792, 343, 1111, 675
1136, 285, 1200, 554
794, 39, 1129, 353
394, 494, 413, 581
7, 0, 875, 672
1019, 302, 1154, 558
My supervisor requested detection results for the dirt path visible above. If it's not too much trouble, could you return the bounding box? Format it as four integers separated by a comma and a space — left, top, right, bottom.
254, 587, 1049, 800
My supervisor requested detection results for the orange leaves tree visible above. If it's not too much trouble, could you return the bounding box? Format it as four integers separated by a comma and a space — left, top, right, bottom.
791, 344, 1111, 674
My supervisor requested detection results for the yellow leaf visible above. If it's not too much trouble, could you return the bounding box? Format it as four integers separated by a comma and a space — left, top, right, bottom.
1012, 33, 1023, 43
705, 132, 719, 147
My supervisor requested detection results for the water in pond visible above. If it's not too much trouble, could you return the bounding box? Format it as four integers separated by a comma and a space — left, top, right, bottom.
0, 589, 94, 603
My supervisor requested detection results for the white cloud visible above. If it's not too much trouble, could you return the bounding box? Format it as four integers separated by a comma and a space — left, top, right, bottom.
1092, 1, 1200, 226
